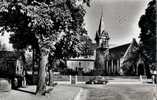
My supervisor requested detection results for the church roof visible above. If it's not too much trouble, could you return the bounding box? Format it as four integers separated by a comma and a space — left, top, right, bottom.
122, 38, 139, 63
108, 43, 130, 60
121, 39, 142, 72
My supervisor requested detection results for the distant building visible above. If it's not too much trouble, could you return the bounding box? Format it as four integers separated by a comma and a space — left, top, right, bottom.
0, 51, 25, 88
67, 13, 145, 76
67, 58, 95, 73
0, 51, 24, 76
94, 12, 145, 76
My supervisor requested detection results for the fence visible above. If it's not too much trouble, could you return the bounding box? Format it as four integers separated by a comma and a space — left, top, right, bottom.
53, 75, 70, 81
53, 75, 142, 84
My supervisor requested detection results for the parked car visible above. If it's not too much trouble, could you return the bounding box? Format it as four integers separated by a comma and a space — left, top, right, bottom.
85, 77, 108, 85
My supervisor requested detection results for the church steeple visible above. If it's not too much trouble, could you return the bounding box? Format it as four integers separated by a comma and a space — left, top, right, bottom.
95, 10, 110, 49
98, 10, 104, 35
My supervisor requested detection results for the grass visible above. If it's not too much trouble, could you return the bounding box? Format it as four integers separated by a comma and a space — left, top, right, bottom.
80, 84, 156, 100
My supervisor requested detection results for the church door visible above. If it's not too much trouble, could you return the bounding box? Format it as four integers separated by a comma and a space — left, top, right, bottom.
138, 64, 144, 75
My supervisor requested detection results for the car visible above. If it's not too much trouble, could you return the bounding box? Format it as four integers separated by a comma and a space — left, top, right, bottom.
85, 77, 108, 85
85, 78, 95, 84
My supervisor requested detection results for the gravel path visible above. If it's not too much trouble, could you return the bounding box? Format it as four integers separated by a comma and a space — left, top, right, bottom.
79, 84, 156, 100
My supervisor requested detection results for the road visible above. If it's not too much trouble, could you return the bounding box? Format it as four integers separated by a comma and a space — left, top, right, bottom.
79, 84, 156, 100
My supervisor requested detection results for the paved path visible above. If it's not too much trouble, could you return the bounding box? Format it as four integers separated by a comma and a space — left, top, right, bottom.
74, 88, 88, 100
0, 85, 81, 100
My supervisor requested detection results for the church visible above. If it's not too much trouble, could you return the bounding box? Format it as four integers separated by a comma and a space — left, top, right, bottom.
67, 13, 145, 76
94, 13, 145, 76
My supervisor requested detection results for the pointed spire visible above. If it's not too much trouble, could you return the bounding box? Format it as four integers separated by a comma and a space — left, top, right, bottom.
98, 9, 105, 35
95, 8, 110, 48
95, 9, 105, 43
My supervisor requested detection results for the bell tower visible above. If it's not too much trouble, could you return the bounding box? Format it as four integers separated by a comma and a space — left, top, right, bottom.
95, 11, 110, 49
94, 10, 110, 75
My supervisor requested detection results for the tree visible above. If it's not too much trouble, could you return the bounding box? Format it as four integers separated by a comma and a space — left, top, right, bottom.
46, 1, 92, 86
138, 0, 156, 76
80, 34, 94, 57
0, 0, 90, 95
0, 1, 55, 95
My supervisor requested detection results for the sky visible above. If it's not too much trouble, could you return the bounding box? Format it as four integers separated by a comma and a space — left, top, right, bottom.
0, 32, 13, 51
84, 0, 151, 46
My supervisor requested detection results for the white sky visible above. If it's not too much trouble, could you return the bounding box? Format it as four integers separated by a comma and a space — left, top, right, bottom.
0, 32, 13, 51
84, 0, 151, 46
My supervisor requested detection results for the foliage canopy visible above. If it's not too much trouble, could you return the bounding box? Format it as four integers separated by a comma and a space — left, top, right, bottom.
138, 0, 156, 65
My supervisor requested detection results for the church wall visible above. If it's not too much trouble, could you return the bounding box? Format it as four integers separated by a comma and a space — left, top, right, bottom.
95, 48, 106, 70
109, 59, 121, 75
95, 57, 122, 75
67, 59, 94, 72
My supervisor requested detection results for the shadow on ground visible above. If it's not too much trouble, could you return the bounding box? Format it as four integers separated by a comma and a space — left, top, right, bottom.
14, 88, 36, 95
14, 87, 54, 95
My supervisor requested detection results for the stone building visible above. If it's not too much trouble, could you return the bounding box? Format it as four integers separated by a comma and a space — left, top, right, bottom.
94, 13, 144, 76
0, 51, 25, 88
0, 51, 24, 76
67, 13, 145, 76
67, 58, 95, 73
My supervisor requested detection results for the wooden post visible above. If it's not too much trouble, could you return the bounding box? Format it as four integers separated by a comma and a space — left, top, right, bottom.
111, 60, 114, 74
140, 75, 143, 82
106, 61, 108, 75
75, 75, 78, 84
69, 75, 72, 84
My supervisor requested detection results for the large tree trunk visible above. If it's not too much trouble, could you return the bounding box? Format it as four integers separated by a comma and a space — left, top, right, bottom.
36, 52, 48, 95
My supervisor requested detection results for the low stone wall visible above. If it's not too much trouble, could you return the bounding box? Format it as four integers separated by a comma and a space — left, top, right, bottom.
53, 75, 141, 84
0, 78, 11, 92
53, 75, 70, 81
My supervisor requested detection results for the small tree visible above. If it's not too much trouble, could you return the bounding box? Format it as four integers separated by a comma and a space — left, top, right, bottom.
138, 0, 156, 77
